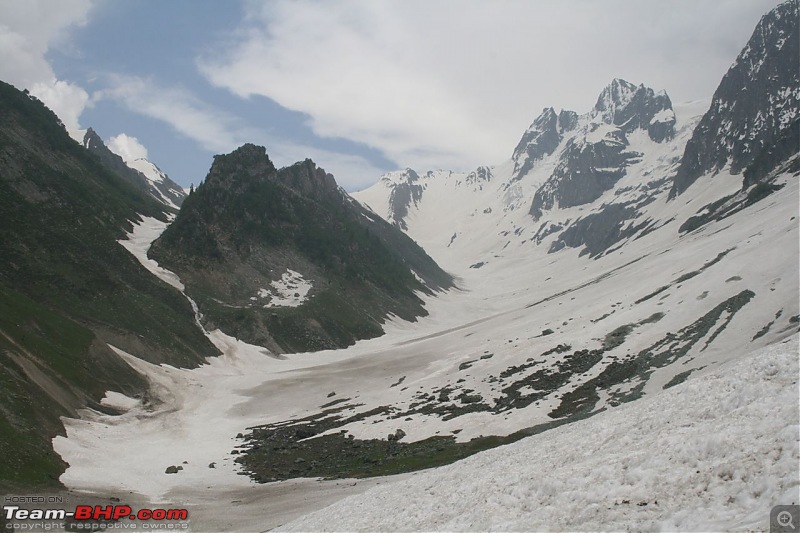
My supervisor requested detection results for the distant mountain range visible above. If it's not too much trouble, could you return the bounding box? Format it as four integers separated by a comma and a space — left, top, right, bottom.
356, 0, 798, 265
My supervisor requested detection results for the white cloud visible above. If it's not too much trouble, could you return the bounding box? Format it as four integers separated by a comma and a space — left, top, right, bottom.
0, 0, 93, 141
0, 0, 92, 86
98, 75, 252, 154
199, 0, 779, 173
29, 79, 89, 139
98, 75, 385, 190
107, 133, 149, 163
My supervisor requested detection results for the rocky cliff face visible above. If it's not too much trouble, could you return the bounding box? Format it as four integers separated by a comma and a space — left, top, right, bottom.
529, 128, 643, 220
671, 0, 799, 196
385, 169, 424, 230
511, 107, 578, 182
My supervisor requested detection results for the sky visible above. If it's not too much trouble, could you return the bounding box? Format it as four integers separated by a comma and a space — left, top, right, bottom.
0, 0, 781, 191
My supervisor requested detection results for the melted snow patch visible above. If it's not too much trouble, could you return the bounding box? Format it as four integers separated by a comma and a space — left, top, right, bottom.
258, 269, 312, 308
127, 158, 166, 184
650, 107, 676, 124
585, 123, 619, 144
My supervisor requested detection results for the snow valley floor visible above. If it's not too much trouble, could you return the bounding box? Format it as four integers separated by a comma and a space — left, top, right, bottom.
53, 167, 799, 530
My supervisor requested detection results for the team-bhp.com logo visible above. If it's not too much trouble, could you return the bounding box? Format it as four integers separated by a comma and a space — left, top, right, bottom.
3, 502, 189, 530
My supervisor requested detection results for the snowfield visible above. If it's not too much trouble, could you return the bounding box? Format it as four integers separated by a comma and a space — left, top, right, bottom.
281, 335, 799, 532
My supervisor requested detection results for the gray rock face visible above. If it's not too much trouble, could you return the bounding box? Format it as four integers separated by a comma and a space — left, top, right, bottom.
511, 107, 578, 181
558, 110, 579, 133
671, 0, 799, 197
548, 204, 648, 258
529, 130, 642, 220
277, 158, 340, 203
743, 118, 800, 188
465, 166, 493, 186
386, 169, 423, 230
83, 128, 148, 194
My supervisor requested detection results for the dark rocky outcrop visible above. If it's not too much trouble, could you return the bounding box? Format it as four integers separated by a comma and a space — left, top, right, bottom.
82, 128, 150, 195
465, 166, 493, 186
548, 204, 650, 258
386, 169, 423, 230
151, 144, 453, 353
742, 118, 800, 188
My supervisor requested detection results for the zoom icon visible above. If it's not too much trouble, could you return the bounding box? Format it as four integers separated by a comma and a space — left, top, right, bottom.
772, 505, 800, 532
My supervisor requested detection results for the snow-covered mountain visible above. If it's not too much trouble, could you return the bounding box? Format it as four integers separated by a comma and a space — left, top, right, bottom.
355, 0, 798, 274
125, 157, 186, 211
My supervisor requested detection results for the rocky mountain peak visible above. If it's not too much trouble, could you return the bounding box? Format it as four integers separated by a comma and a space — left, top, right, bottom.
512, 107, 556, 162
202, 146, 343, 207
83, 128, 186, 213
205, 143, 277, 190
381, 168, 421, 186
82, 127, 104, 150
81, 127, 185, 210
152, 143, 453, 353
591, 79, 676, 142
382, 168, 425, 230
403, 168, 421, 182
592, 78, 638, 117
